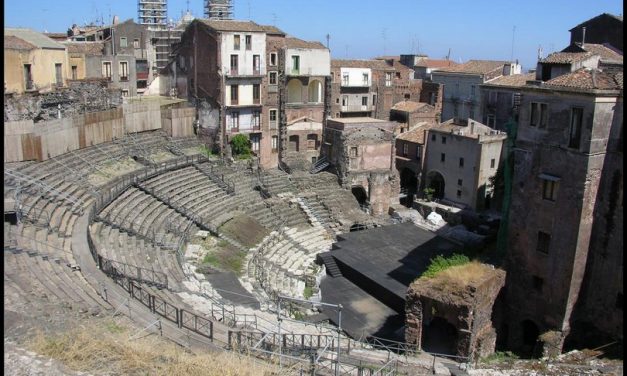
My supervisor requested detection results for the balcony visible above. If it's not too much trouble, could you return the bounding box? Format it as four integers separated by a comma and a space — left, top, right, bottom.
224, 69, 264, 79
341, 81, 370, 88
341, 105, 374, 112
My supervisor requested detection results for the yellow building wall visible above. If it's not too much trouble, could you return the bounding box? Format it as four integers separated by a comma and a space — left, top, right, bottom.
68, 54, 87, 80
4, 48, 70, 94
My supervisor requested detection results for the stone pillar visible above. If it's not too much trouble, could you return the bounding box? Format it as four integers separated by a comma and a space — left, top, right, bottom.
368, 172, 392, 216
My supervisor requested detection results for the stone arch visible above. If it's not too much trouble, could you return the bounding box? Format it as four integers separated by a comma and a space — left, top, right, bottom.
308, 79, 323, 103
400, 168, 418, 207
426, 170, 445, 200
422, 316, 458, 355
287, 79, 303, 103
351, 185, 368, 206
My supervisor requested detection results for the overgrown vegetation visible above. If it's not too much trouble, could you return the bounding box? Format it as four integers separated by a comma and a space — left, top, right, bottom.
198, 237, 247, 276
480, 351, 519, 365
230, 134, 252, 159
199, 145, 217, 158
421, 254, 470, 278
423, 187, 435, 201
303, 286, 313, 299
29, 319, 288, 376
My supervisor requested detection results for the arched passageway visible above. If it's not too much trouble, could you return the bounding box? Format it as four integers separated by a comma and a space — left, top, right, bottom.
422, 316, 458, 355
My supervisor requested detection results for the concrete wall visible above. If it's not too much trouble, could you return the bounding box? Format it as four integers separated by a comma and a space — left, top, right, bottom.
4, 103, 195, 162
86, 54, 137, 96
431, 73, 484, 122
285, 48, 330, 76
339, 67, 372, 87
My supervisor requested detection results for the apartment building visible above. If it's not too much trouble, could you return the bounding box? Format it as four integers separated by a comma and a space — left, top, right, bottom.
431, 60, 521, 123
4, 29, 69, 94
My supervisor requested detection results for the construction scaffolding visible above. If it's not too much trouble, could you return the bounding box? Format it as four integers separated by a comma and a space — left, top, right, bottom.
204, 0, 233, 20
138, 0, 168, 27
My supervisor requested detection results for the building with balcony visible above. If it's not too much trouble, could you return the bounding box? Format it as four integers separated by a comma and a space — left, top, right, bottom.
431, 60, 521, 124
4, 29, 69, 94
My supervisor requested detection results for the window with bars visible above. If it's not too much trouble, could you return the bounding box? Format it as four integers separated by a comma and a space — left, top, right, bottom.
230, 85, 238, 104
269, 109, 277, 129
119, 61, 129, 81
269, 71, 277, 85
245, 35, 252, 50
102, 61, 112, 79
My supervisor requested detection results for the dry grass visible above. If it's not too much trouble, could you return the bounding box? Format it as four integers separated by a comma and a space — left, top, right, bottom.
432, 261, 493, 287
219, 214, 270, 248
28, 318, 292, 376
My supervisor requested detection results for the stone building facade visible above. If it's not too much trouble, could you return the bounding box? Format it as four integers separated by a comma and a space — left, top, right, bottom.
323, 117, 397, 216
490, 67, 623, 356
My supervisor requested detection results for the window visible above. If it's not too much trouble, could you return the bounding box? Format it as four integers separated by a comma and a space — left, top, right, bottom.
489, 90, 497, 104
253, 84, 260, 104
245, 35, 252, 50
233, 35, 240, 50
336, 98, 339, 104
54, 63, 63, 86
490, 158, 496, 168
402, 143, 408, 156
342, 74, 349, 86
71, 65, 77, 80
307, 134, 317, 150
291, 55, 300, 74
269, 109, 278, 129
342, 95, 348, 106
122, 89, 129, 97
395, 72, 401, 79
532, 276, 544, 292
469, 108, 475, 119
269, 71, 277, 85
568, 107, 584, 149
272, 135, 278, 152
457, 190, 462, 198
530, 102, 548, 127
23, 64, 33, 90
373, 94, 377, 105
441, 153, 446, 162
362, 73, 368, 85
470, 85, 476, 98
250, 134, 260, 152
120, 37, 127, 48
487, 114, 496, 128
459, 157, 464, 167
541, 177, 559, 201
385, 72, 392, 86
133, 38, 140, 49
270, 52, 277, 66
362, 96, 368, 106
119, 61, 129, 81
537, 231, 551, 254
350, 147, 358, 157
102, 61, 112, 79
404, 93, 411, 99
230, 55, 238, 75
252, 111, 261, 129
230, 111, 240, 130
230, 85, 238, 104
442, 136, 446, 144
453, 104, 459, 117
253, 55, 260, 74
416, 145, 421, 160
431, 134, 436, 141
458, 179, 463, 186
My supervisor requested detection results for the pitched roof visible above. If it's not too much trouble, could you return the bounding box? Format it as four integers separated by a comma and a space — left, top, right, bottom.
5, 28, 65, 50
413, 58, 460, 69
540, 51, 595, 64
259, 24, 286, 35
569, 13, 623, 31
198, 19, 273, 33
434, 59, 509, 74
64, 41, 104, 55
544, 68, 623, 90
391, 101, 435, 113
331, 59, 394, 70
487, 72, 536, 87
396, 122, 437, 144
579, 44, 623, 62
4, 35, 36, 50
285, 37, 326, 50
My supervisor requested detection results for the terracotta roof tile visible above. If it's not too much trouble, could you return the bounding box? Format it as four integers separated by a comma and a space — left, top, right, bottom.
544, 68, 623, 90
396, 123, 437, 144
391, 101, 435, 113
331, 59, 394, 71
413, 58, 460, 69
4, 35, 36, 50
285, 37, 326, 50
434, 59, 509, 74
580, 44, 623, 62
540, 51, 595, 64
64, 42, 104, 55
198, 19, 272, 33
487, 72, 536, 87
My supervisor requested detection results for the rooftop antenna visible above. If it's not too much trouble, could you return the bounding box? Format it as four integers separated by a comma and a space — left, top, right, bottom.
581, 26, 586, 46
537, 45, 543, 60
510, 25, 516, 62
325, 33, 330, 50
446, 47, 451, 60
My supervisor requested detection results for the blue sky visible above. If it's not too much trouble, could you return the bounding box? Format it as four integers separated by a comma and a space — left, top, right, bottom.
5, 0, 623, 71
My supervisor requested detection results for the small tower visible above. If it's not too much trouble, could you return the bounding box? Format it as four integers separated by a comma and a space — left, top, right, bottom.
204, 0, 233, 20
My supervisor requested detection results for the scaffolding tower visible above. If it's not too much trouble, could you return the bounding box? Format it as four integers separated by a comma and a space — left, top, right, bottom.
204, 0, 233, 20
138, 0, 168, 27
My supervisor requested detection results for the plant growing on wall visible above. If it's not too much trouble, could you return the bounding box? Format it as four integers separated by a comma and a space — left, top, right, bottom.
230, 134, 252, 159
423, 187, 435, 201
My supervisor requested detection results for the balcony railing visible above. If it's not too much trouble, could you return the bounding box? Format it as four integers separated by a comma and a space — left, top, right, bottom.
341, 81, 370, 88
341, 105, 374, 112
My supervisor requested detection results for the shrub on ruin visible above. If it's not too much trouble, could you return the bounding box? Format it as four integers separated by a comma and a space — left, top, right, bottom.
421, 253, 470, 278
230, 134, 252, 159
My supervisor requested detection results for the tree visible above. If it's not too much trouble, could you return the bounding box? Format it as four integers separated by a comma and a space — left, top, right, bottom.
230, 134, 251, 158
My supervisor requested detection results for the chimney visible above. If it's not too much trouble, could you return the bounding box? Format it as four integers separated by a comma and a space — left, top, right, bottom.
582, 27, 586, 46
469, 120, 475, 134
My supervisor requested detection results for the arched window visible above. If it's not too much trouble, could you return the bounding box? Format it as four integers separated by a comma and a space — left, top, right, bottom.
308, 80, 323, 103
287, 79, 303, 103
